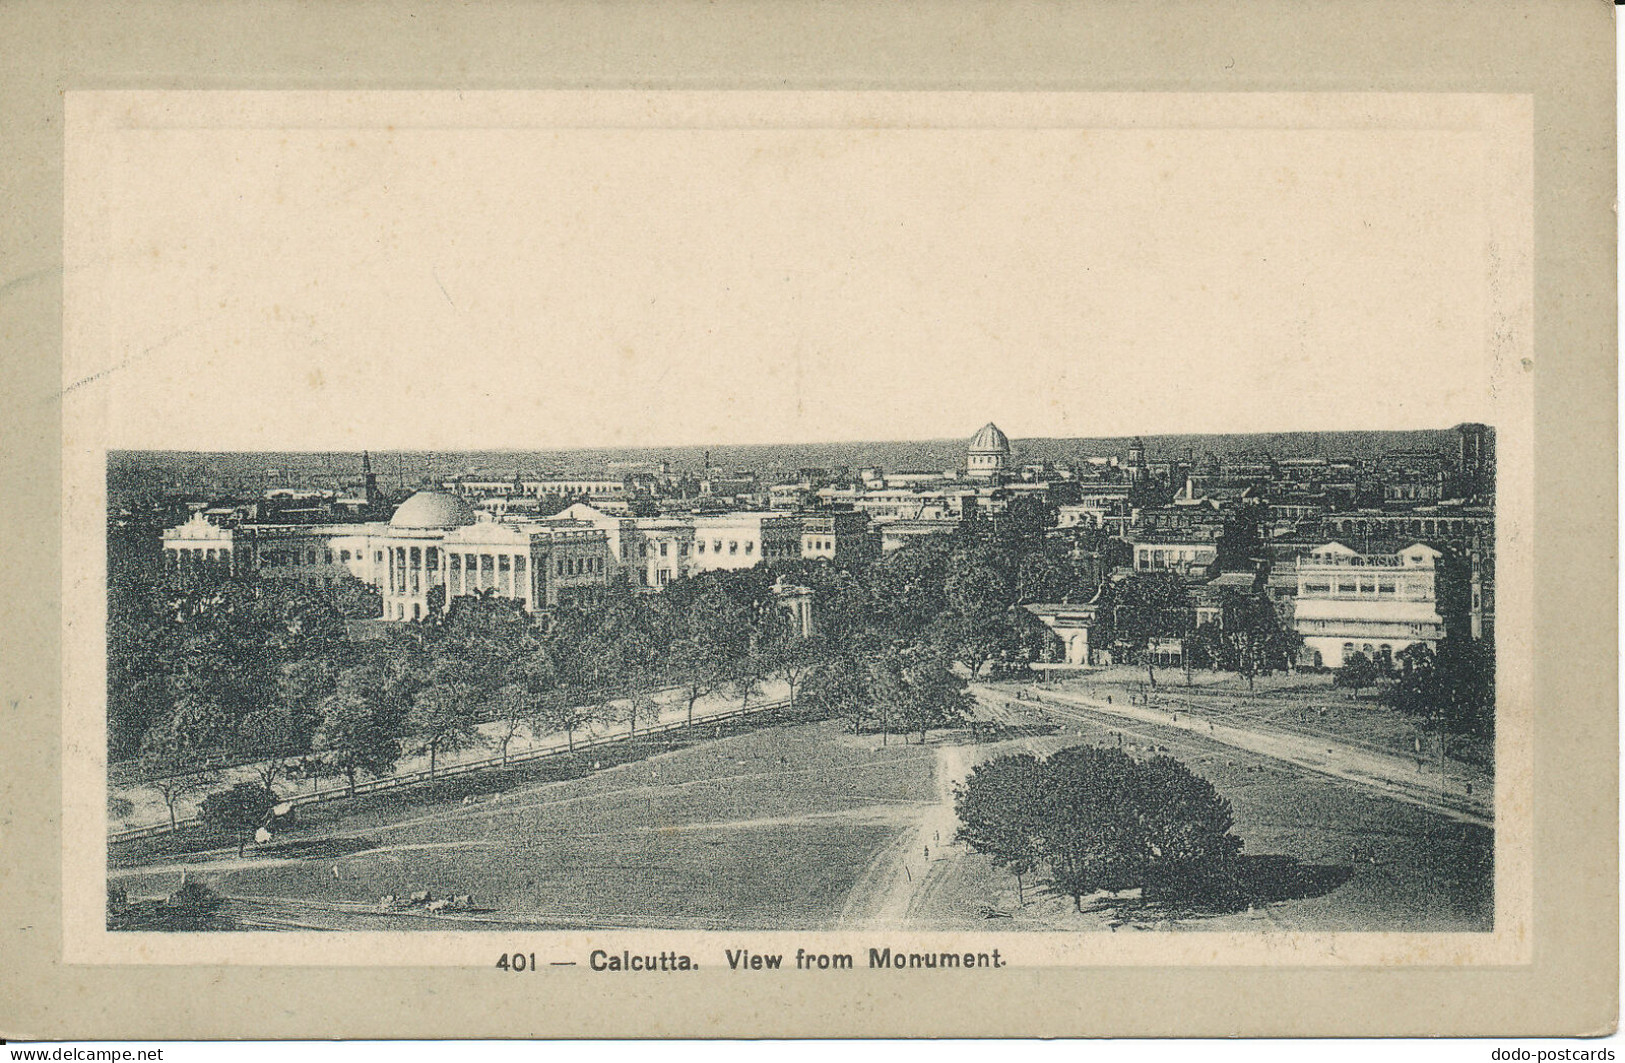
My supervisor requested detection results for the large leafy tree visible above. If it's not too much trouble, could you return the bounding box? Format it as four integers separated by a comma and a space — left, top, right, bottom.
868, 645, 972, 744
1013, 543, 1096, 606
313, 676, 404, 795
198, 780, 274, 857
954, 753, 1048, 904
956, 746, 1245, 912
862, 538, 952, 643
1100, 573, 1192, 687
668, 582, 752, 727
1333, 652, 1383, 695
1211, 589, 1302, 690
766, 632, 826, 716
1133, 754, 1245, 903
802, 651, 874, 733
408, 679, 482, 778
1213, 502, 1265, 574
1387, 639, 1495, 739
1040, 746, 1150, 906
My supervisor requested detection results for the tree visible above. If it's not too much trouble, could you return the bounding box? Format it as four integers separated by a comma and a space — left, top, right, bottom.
863, 538, 952, 642
1213, 502, 1265, 574
943, 544, 1014, 621
952, 745, 1247, 913
423, 583, 447, 621
955, 753, 1047, 904
604, 627, 661, 736
331, 574, 383, 619
488, 640, 557, 763
767, 633, 826, 717
802, 651, 874, 733
408, 680, 482, 778
534, 690, 596, 753
1104, 573, 1192, 687
869, 645, 972, 744
198, 781, 273, 857
668, 584, 751, 727
1212, 589, 1302, 691
1040, 746, 1150, 908
1387, 639, 1495, 739
151, 772, 214, 831
927, 613, 1006, 680
1013, 544, 1095, 606
1133, 754, 1245, 903
805, 567, 872, 654
313, 673, 403, 794
1334, 652, 1382, 696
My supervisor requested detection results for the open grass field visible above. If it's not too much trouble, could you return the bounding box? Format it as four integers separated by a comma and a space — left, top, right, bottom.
111, 718, 938, 930
111, 685, 1493, 933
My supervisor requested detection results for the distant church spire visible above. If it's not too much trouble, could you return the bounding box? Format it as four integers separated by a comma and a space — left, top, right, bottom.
361, 450, 381, 509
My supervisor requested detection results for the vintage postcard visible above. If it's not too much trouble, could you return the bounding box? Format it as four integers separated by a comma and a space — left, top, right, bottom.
60, 90, 1533, 970
3, 0, 1615, 1041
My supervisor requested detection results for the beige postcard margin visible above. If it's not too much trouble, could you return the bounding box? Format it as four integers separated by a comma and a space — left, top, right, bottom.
2, 0, 1617, 1041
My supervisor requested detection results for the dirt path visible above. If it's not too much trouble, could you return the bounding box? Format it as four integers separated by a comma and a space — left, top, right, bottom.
980, 685, 1491, 827
837, 742, 974, 928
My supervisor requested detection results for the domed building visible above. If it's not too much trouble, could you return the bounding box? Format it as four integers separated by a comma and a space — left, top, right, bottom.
966, 422, 1012, 480
375, 490, 609, 622
164, 485, 613, 624
388, 489, 477, 531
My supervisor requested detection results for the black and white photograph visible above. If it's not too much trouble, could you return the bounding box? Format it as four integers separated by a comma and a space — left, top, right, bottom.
62, 91, 1533, 965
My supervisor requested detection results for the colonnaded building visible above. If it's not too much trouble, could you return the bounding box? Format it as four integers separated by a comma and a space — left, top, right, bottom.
162, 487, 826, 622
156, 422, 1022, 620
162, 490, 612, 620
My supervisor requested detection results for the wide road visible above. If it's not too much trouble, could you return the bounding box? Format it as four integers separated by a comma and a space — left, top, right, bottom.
974, 684, 1492, 827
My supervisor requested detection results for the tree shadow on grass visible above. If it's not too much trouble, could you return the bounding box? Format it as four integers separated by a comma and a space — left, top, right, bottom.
1233, 854, 1354, 904
1078, 854, 1354, 929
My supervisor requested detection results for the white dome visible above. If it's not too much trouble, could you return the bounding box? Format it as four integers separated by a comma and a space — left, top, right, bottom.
969, 422, 1011, 454
389, 490, 477, 530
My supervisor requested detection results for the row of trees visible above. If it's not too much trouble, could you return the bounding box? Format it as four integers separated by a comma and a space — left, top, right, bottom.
955, 746, 1246, 910
108, 501, 1103, 792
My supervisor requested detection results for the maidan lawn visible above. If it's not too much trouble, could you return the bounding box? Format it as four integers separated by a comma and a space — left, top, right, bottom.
111, 719, 938, 930
110, 698, 1492, 932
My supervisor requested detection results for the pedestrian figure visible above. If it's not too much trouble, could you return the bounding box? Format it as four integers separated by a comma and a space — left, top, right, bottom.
331, 864, 341, 881
1106, 695, 1112, 705
924, 846, 930, 860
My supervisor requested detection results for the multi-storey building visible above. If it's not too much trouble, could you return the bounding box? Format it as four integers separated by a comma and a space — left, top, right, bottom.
1292, 541, 1461, 668
1129, 536, 1219, 576
163, 490, 611, 622
690, 512, 802, 571
799, 510, 873, 562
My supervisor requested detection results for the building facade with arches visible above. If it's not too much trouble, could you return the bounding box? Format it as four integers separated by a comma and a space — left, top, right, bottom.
1292, 541, 1461, 669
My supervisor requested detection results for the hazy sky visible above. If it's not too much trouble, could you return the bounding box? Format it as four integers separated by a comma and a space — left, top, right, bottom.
65, 93, 1517, 451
